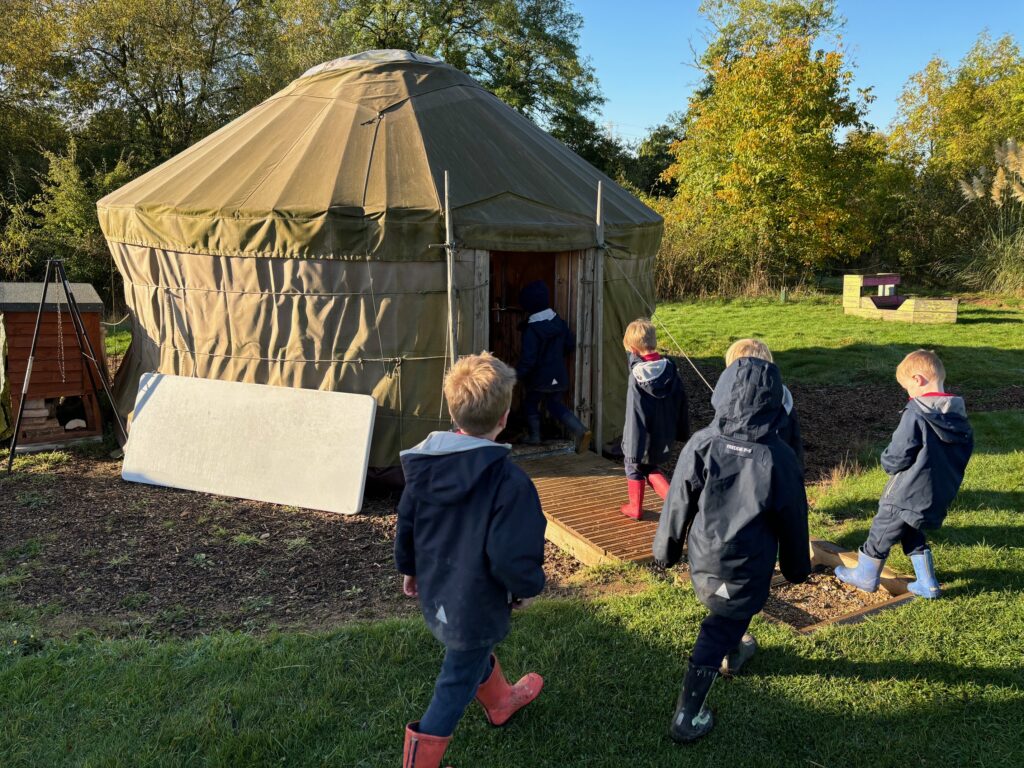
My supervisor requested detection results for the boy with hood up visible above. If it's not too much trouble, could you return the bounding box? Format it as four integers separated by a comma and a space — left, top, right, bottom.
653, 356, 811, 743
516, 280, 592, 452
725, 339, 805, 473
619, 318, 690, 520
396, 353, 547, 768
836, 349, 973, 599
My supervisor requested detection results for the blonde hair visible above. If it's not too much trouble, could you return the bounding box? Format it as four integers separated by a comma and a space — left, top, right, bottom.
725, 338, 773, 366
443, 352, 516, 435
623, 318, 657, 353
896, 349, 946, 387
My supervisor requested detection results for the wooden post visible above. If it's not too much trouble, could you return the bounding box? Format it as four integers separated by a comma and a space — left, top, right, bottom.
594, 182, 605, 452
444, 171, 457, 366
472, 250, 489, 354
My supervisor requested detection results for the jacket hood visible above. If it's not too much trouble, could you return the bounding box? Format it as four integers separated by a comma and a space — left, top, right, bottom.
631, 357, 676, 399
400, 431, 511, 504
711, 358, 784, 441
526, 313, 565, 339
519, 280, 550, 314
909, 396, 972, 444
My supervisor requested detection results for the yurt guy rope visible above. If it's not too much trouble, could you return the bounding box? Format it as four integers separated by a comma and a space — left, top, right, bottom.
606, 254, 715, 394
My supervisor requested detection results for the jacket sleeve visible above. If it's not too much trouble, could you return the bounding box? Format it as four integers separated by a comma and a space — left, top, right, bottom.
652, 444, 703, 567
771, 459, 811, 584
880, 410, 922, 475
516, 327, 538, 381
394, 490, 416, 576
563, 321, 576, 354
487, 471, 547, 599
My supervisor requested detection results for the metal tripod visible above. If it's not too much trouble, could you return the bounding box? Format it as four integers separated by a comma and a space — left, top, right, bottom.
5, 259, 127, 473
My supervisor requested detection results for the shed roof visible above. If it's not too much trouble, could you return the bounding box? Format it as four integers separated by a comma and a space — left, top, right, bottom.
0, 282, 104, 313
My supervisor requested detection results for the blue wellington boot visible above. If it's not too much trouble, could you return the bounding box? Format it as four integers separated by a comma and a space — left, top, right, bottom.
908, 550, 941, 599
835, 550, 884, 593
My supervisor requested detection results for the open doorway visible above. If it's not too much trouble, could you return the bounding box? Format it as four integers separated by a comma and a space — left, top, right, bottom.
489, 251, 577, 442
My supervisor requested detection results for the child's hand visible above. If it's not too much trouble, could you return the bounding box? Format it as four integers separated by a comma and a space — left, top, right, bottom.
511, 597, 535, 610
402, 575, 418, 598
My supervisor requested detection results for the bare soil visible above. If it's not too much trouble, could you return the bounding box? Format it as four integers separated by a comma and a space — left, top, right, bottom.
0, 454, 581, 637
4, 371, 1019, 640
762, 566, 895, 630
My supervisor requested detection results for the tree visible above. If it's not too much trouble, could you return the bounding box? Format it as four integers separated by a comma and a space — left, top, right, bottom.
890, 34, 1024, 178
660, 35, 873, 293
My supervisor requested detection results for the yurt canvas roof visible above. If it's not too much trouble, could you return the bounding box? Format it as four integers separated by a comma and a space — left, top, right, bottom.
98, 50, 661, 261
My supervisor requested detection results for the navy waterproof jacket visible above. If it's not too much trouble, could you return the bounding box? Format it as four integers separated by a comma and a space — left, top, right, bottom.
653, 358, 811, 622
621, 353, 689, 464
516, 309, 574, 393
880, 395, 973, 529
395, 432, 546, 650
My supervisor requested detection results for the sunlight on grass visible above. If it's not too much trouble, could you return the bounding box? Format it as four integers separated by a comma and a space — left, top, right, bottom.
655, 297, 1024, 388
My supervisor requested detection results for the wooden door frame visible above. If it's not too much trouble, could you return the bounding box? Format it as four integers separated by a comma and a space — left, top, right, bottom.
462, 248, 598, 433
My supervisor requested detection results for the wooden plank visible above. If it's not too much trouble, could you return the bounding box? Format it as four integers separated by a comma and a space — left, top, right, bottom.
860, 274, 900, 287
809, 539, 910, 596
798, 592, 915, 635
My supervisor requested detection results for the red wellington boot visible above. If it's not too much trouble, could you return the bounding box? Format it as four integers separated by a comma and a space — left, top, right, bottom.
475, 654, 544, 727
402, 722, 452, 768
620, 478, 646, 520
647, 471, 671, 500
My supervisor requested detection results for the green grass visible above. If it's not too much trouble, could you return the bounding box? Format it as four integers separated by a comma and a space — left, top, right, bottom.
104, 320, 132, 358
1, 412, 1022, 766
655, 296, 1024, 387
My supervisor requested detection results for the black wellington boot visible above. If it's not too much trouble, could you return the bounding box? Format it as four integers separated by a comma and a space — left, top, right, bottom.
524, 416, 542, 445
669, 660, 718, 744
558, 411, 592, 454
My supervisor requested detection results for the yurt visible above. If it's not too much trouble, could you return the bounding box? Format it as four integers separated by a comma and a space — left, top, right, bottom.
97, 50, 663, 469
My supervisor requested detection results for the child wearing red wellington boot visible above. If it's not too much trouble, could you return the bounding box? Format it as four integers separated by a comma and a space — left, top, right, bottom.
396, 353, 547, 768
620, 318, 689, 520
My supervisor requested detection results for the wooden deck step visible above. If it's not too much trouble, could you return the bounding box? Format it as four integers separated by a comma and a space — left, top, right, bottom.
516, 451, 659, 566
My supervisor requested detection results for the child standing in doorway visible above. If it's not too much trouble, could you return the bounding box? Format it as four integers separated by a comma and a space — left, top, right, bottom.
516, 279, 591, 452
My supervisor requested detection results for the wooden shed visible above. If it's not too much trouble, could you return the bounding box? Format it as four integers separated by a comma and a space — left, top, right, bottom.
0, 282, 107, 447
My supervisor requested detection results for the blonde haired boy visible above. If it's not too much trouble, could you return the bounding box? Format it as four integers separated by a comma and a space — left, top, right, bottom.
724, 338, 804, 472
396, 352, 547, 767
836, 349, 973, 599
619, 318, 689, 519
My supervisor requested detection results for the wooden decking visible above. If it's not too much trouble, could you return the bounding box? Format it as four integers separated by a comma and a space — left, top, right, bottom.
516, 450, 659, 566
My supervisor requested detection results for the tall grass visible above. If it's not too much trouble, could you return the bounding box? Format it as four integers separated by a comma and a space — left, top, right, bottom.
955, 139, 1024, 295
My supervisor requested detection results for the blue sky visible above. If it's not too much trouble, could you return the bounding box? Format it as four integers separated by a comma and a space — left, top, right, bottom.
576, 0, 1024, 143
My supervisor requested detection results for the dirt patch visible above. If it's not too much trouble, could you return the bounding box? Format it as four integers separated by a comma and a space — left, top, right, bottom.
762, 566, 895, 630
0, 453, 581, 638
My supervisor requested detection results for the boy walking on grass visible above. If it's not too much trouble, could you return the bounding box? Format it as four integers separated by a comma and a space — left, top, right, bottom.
836, 349, 973, 599
619, 318, 689, 520
653, 352, 810, 744
396, 352, 547, 768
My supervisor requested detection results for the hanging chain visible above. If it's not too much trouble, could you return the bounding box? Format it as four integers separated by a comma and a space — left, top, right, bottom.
55, 287, 67, 384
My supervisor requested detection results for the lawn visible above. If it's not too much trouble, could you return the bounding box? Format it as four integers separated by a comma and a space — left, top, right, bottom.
655, 295, 1024, 388
2, 296, 1022, 767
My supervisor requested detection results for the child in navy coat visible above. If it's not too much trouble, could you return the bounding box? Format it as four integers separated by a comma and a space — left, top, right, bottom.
516, 280, 591, 452
653, 357, 811, 743
396, 352, 547, 768
620, 318, 689, 519
724, 339, 805, 473
836, 349, 973, 598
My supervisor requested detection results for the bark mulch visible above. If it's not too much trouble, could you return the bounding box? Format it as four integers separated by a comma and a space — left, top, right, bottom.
0, 454, 581, 637
762, 566, 894, 630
